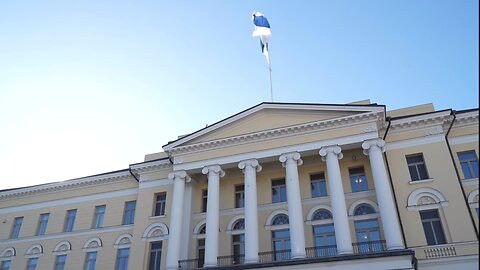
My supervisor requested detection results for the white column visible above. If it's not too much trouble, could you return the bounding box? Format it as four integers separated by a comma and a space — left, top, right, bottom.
238, 159, 262, 264
319, 145, 353, 255
166, 170, 191, 270
202, 165, 225, 267
279, 152, 306, 259
362, 138, 405, 250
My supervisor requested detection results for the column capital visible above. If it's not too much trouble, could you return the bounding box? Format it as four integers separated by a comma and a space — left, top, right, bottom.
319, 145, 343, 161
279, 152, 303, 167
168, 170, 191, 183
238, 159, 262, 173
202, 165, 225, 177
362, 138, 386, 155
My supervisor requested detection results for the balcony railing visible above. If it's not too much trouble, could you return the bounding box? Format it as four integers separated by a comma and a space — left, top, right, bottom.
179, 240, 388, 269
306, 245, 337, 258
352, 240, 387, 254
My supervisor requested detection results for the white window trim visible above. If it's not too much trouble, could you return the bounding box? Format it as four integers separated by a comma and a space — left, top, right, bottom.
265, 209, 289, 231
226, 215, 245, 235
114, 233, 133, 249
0, 247, 15, 261
82, 237, 102, 252
408, 178, 435, 185
407, 188, 449, 212
142, 223, 169, 242
348, 199, 379, 216
193, 220, 206, 239
305, 205, 333, 225
468, 190, 479, 209
25, 244, 43, 259
52, 241, 71, 255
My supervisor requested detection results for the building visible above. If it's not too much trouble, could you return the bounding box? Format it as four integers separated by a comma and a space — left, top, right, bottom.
0, 101, 478, 270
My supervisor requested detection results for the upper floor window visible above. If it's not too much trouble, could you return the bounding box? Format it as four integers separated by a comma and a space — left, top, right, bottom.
64, 209, 77, 232
154, 193, 167, 216
232, 219, 245, 230
310, 173, 327, 198
272, 179, 287, 203
26, 258, 38, 270
123, 201, 136, 225
272, 214, 289, 225
354, 204, 376, 215
235, 185, 245, 208
84, 251, 97, 270
407, 154, 429, 181
54, 255, 67, 270
92, 205, 106, 229
10, 216, 23, 239
312, 209, 333, 220
349, 167, 368, 192
420, 209, 446, 246
458, 151, 479, 179
37, 213, 49, 235
202, 190, 208, 213
0, 260, 11, 270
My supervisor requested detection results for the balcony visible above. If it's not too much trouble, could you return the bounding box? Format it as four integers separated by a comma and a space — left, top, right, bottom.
413, 241, 479, 260
179, 240, 392, 269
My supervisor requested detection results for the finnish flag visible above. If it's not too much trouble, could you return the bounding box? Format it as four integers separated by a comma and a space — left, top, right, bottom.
252, 12, 271, 64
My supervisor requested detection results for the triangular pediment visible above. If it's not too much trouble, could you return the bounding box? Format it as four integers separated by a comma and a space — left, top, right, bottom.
164, 103, 384, 151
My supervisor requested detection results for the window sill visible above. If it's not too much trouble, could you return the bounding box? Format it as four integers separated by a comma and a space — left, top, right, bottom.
409, 179, 434, 185
149, 215, 166, 219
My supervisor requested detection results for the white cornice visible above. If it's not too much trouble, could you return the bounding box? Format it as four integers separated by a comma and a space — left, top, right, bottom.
0, 170, 135, 201
167, 111, 384, 156
390, 111, 452, 132
453, 111, 479, 128
164, 103, 384, 152
129, 158, 172, 174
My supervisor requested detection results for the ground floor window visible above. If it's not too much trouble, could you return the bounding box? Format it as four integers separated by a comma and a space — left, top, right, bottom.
197, 239, 205, 268
232, 234, 245, 264
148, 241, 162, 270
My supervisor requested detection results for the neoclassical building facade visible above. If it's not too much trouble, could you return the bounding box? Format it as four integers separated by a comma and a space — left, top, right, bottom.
0, 101, 478, 270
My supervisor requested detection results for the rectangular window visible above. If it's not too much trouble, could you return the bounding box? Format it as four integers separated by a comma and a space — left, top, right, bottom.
148, 241, 162, 270
313, 224, 337, 256
201, 190, 208, 213
407, 154, 429, 181
272, 229, 291, 261
272, 179, 287, 203
92, 205, 106, 229
235, 185, 245, 208
420, 209, 447, 245
54, 255, 67, 270
26, 258, 38, 270
232, 234, 245, 264
116, 248, 130, 270
197, 239, 205, 268
123, 201, 136, 225
10, 216, 23, 239
36, 213, 49, 236
64, 209, 77, 232
458, 151, 479, 179
349, 167, 368, 192
0, 260, 11, 270
84, 251, 97, 270
154, 193, 167, 216
310, 173, 327, 197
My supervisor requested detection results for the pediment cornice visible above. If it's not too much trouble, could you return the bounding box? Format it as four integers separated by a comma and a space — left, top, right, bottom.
166, 111, 384, 156
454, 110, 479, 128
0, 170, 134, 200
390, 110, 452, 132
129, 158, 172, 174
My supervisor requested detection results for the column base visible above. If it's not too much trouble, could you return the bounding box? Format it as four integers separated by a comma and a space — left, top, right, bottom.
203, 262, 217, 268
291, 252, 306, 259
387, 244, 405, 250
244, 258, 259, 264
337, 249, 354, 255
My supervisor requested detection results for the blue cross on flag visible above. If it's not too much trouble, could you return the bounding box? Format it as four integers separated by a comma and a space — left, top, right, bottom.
252, 12, 272, 64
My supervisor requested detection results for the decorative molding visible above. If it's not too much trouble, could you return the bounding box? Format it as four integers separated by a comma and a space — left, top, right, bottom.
114, 233, 133, 249
407, 188, 449, 211
225, 215, 245, 235
390, 111, 452, 132
363, 124, 379, 133
0, 170, 135, 200
0, 247, 15, 261
25, 244, 43, 258
265, 209, 290, 230
305, 205, 333, 225
453, 111, 479, 128
425, 126, 444, 136
386, 134, 445, 151
52, 241, 72, 255
130, 159, 172, 174
192, 220, 206, 239
449, 134, 479, 146
138, 178, 173, 189
279, 152, 303, 167
408, 179, 434, 185
319, 145, 343, 161
362, 138, 386, 155
238, 159, 262, 173
142, 223, 169, 242
168, 170, 192, 183
468, 190, 479, 209
348, 199, 379, 216
166, 111, 382, 155
83, 237, 102, 252
0, 188, 138, 215
462, 178, 479, 187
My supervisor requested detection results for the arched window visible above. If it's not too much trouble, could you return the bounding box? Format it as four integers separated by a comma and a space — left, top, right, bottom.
354, 204, 375, 216
312, 209, 333, 220
232, 219, 245, 230
272, 214, 289, 225
199, 224, 206, 234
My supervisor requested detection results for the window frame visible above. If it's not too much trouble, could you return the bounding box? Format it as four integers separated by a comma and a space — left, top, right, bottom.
235, 185, 245, 208
419, 209, 447, 246
1, 260, 11, 270
310, 173, 328, 198
64, 209, 77, 232
458, 151, 479, 179
272, 178, 287, 203
201, 190, 208, 213
36, 213, 49, 236
115, 248, 130, 270
123, 201, 136, 225
54, 254, 67, 270
406, 154, 430, 181
10, 216, 23, 239
26, 258, 38, 270
349, 167, 369, 193
84, 251, 97, 270
148, 241, 163, 270
92, 205, 106, 229
154, 193, 167, 216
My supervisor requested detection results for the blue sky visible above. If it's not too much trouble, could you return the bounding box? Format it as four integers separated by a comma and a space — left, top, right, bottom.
0, 1, 478, 189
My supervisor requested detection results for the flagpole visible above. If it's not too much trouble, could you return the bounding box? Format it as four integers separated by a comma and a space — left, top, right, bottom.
268, 50, 273, 102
